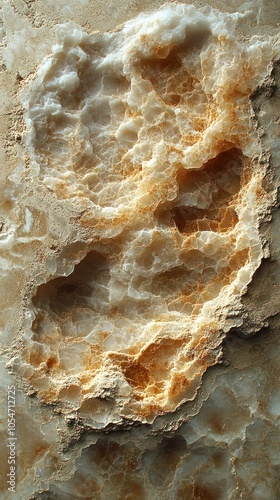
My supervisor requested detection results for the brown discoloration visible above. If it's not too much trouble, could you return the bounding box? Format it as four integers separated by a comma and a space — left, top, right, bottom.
33, 442, 50, 459
168, 373, 190, 400
169, 148, 247, 235
27, 344, 45, 367
212, 450, 225, 468
193, 484, 220, 500
227, 248, 249, 272
176, 482, 221, 500
118, 479, 145, 500
75, 478, 102, 497
110, 337, 195, 406
123, 361, 150, 390
108, 353, 154, 394
139, 47, 206, 112
92, 440, 120, 469
208, 412, 225, 435
1, 199, 14, 212
46, 356, 58, 371
137, 338, 184, 387
219, 207, 239, 232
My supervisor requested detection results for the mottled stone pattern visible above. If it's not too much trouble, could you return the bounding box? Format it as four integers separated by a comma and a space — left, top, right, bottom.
0, 1, 279, 499
9, 3, 275, 423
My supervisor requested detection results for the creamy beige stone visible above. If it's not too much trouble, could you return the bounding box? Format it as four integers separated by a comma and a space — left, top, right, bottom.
7, 3, 274, 424
0, 1, 279, 498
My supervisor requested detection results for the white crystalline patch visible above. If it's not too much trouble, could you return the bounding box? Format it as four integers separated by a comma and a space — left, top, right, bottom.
22, 208, 33, 233
18, 4, 272, 424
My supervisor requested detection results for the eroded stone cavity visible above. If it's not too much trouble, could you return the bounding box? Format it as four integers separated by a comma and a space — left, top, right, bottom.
15, 4, 273, 424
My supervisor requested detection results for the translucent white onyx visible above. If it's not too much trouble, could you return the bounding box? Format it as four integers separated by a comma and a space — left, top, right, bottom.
9, 3, 273, 424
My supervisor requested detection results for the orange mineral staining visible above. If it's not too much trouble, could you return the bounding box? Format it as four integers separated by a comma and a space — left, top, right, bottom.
16, 4, 271, 424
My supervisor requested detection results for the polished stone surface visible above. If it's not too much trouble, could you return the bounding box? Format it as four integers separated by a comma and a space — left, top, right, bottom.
0, 1, 279, 498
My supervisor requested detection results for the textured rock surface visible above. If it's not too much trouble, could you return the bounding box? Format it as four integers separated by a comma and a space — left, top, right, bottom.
0, 1, 279, 499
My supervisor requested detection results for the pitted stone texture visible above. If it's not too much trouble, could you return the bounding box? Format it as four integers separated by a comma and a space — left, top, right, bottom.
11, 4, 274, 424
